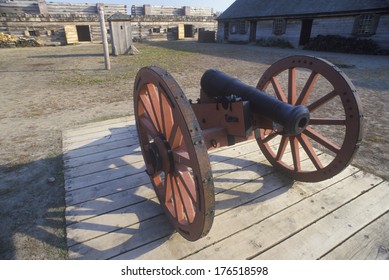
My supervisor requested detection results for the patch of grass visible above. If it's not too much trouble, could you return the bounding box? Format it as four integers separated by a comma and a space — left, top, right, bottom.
88, 113, 130, 124
119, 43, 196, 71
53, 42, 198, 86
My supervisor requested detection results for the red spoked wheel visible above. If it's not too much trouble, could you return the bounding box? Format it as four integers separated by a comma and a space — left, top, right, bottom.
256, 56, 363, 182
134, 66, 215, 241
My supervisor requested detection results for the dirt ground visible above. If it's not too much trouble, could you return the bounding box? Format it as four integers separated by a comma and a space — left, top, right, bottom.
0, 41, 388, 259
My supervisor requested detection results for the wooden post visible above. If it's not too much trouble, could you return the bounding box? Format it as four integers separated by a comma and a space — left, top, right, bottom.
97, 4, 111, 70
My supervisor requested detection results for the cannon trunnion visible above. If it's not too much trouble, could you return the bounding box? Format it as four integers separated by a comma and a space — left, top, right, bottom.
133, 55, 363, 241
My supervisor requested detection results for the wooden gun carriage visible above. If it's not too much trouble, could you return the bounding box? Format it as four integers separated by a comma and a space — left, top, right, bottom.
133, 55, 363, 241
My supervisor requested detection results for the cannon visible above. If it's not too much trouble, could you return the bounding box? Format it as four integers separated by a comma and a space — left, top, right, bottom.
133, 55, 363, 241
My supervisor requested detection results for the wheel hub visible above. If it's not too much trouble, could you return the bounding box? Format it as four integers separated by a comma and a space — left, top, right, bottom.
145, 136, 174, 176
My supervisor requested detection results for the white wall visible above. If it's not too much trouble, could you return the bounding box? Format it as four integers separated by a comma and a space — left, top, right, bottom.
311, 17, 355, 37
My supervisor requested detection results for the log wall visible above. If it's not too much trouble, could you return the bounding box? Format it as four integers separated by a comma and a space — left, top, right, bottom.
1, 1, 216, 45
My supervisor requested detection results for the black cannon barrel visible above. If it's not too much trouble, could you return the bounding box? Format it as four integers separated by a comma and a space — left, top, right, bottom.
200, 69, 310, 136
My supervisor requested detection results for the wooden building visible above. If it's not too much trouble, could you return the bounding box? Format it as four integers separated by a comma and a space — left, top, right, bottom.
0, 0, 127, 45
217, 0, 389, 49
108, 12, 132, 55
130, 4, 217, 41
0, 1, 217, 45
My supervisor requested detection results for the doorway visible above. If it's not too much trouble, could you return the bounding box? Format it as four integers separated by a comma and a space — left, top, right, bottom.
249, 21, 257, 42
184, 24, 194, 38
76, 25, 91, 42
299, 19, 313, 46
224, 22, 229, 41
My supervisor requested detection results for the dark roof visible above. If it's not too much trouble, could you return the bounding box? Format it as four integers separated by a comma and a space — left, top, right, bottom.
218, 0, 389, 20
108, 12, 132, 21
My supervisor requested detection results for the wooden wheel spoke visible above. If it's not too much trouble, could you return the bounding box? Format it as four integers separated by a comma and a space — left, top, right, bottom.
176, 168, 197, 224
176, 166, 197, 204
309, 118, 346, 126
263, 130, 278, 143
164, 174, 173, 206
304, 127, 341, 154
297, 134, 323, 170
170, 174, 182, 220
271, 77, 287, 102
139, 115, 158, 138
288, 68, 297, 105
290, 137, 301, 172
140, 93, 161, 134
172, 174, 195, 224
146, 84, 164, 133
307, 90, 338, 112
172, 148, 193, 168
296, 71, 319, 105
160, 92, 174, 140
276, 136, 288, 161
169, 124, 183, 150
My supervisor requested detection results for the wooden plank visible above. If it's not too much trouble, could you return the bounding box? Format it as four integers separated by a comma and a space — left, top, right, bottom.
178, 23, 185, 39
113, 163, 359, 260
64, 143, 267, 193
66, 184, 156, 225
66, 142, 290, 258
65, 142, 263, 205
63, 130, 136, 152
255, 181, 389, 259
63, 118, 134, 140
183, 171, 383, 259
65, 146, 272, 221
68, 163, 282, 259
64, 25, 78, 45
321, 210, 389, 260
63, 126, 136, 149
63, 116, 133, 137
63, 118, 388, 260
64, 137, 259, 179
65, 171, 147, 206
63, 137, 138, 160
68, 215, 173, 260
66, 196, 162, 247
65, 162, 147, 192
64, 147, 141, 169
68, 143, 270, 248
64, 153, 143, 180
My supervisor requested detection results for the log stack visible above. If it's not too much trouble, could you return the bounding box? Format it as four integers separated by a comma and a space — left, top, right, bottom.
0, 33, 43, 48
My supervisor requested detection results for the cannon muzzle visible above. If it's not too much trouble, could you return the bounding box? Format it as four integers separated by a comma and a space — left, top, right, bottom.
201, 69, 310, 136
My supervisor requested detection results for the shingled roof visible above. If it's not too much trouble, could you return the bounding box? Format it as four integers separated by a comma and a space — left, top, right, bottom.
218, 0, 389, 20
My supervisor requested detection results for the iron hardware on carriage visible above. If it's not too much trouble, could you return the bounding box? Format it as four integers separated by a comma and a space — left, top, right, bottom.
133, 55, 363, 241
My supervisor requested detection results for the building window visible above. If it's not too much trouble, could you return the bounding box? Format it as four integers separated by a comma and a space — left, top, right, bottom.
152, 28, 161, 33
230, 21, 247, 35
239, 21, 246, 34
273, 18, 286, 35
353, 14, 379, 36
230, 23, 238, 34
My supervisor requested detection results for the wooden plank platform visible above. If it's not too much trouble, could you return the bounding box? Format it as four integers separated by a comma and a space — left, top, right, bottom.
63, 117, 389, 260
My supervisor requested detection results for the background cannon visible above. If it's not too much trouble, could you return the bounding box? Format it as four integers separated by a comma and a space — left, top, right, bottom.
133, 55, 363, 241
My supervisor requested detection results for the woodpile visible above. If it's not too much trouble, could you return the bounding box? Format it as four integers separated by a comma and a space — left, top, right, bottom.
0, 33, 43, 48
0, 33, 17, 48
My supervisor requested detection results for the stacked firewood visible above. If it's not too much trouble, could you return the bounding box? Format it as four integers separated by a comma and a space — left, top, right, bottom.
0, 33, 42, 48
0, 33, 17, 47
